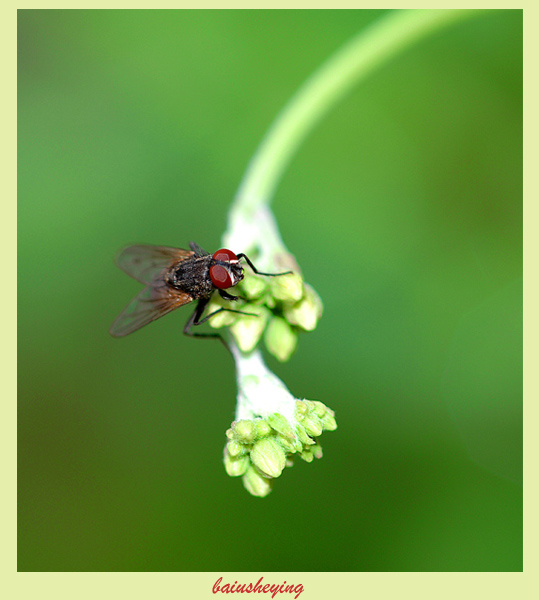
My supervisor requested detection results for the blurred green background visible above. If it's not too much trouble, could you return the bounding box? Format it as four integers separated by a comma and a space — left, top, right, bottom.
18, 9, 522, 571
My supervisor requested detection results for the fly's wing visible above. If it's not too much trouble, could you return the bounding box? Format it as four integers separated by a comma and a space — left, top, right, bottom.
109, 282, 194, 337
189, 241, 209, 257
116, 245, 194, 285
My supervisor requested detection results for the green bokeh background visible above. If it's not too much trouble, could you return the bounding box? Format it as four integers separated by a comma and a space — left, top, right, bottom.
18, 10, 522, 571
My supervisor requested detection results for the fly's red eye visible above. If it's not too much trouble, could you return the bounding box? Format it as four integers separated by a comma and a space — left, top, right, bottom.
212, 248, 238, 263
210, 264, 234, 289
211, 248, 240, 289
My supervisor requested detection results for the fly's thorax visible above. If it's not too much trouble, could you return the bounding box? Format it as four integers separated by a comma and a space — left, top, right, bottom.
167, 254, 214, 298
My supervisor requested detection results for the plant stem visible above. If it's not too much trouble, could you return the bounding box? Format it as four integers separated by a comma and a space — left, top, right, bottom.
230, 9, 483, 219
230, 341, 297, 423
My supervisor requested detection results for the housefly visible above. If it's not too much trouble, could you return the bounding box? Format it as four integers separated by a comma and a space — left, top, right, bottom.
109, 241, 290, 341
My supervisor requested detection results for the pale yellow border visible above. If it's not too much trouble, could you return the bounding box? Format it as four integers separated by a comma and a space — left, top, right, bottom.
8, 3, 533, 600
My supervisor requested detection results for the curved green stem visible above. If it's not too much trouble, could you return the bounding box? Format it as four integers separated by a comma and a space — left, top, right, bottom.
231, 9, 483, 217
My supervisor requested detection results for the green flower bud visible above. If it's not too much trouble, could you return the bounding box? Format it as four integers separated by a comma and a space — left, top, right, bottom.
296, 424, 315, 446
321, 413, 337, 431
242, 465, 273, 498
302, 400, 315, 413
206, 299, 239, 328
232, 419, 256, 443
270, 272, 304, 303
230, 305, 270, 352
311, 442, 323, 460
284, 284, 323, 331
227, 440, 244, 457
264, 316, 298, 362
267, 413, 296, 439
299, 449, 314, 463
295, 400, 309, 417
239, 274, 268, 300
277, 434, 298, 454
255, 419, 272, 438
264, 293, 277, 309
302, 414, 323, 437
224, 451, 250, 477
251, 437, 286, 478
311, 401, 328, 419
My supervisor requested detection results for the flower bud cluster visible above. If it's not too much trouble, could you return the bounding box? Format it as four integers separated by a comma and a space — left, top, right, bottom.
223, 399, 337, 497
208, 269, 323, 362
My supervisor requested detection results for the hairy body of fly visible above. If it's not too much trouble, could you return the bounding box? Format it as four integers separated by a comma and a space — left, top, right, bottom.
167, 255, 215, 299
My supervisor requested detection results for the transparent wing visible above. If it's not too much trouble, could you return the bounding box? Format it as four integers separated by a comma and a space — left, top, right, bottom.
109, 282, 194, 337
115, 244, 194, 285
189, 241, 209, 257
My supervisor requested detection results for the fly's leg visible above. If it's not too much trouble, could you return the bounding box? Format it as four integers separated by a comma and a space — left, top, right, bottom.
218, 289, 253, 303
218, 289, 239, 302
184, 298, 258, 348
196, 307, 258, 325
236, 253, 292, 277
183, 299, 221, 340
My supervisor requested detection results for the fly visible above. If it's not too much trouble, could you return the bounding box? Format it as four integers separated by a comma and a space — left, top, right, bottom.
109, 241, 290, 341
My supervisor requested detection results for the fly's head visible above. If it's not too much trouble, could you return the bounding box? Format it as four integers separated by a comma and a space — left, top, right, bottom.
209, 248, 244, 290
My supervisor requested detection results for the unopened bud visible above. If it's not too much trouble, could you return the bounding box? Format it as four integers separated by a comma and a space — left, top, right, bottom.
270, 272, 304, 303
232, 420, 256, 443
207, 299, 238, 328
311, 442, 323, 460
302, 414, 323, 437
230, 305, 270, 352
255, 419, 272, 438
277, 434, 297, 454
224, 451, 250, 477
321, 413, 337, 431
242, 465, 273, 498
264, 316, 298, 362
227, 440, 244, 457
296, 424, 315, 446
251, 437, 286, 478
267, 413, 296, 439
299, 449, 314, 463
284, 284, 323, 331
240, 274, 268, 300
311, 401, 328, 419
295, 401, 309, 417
